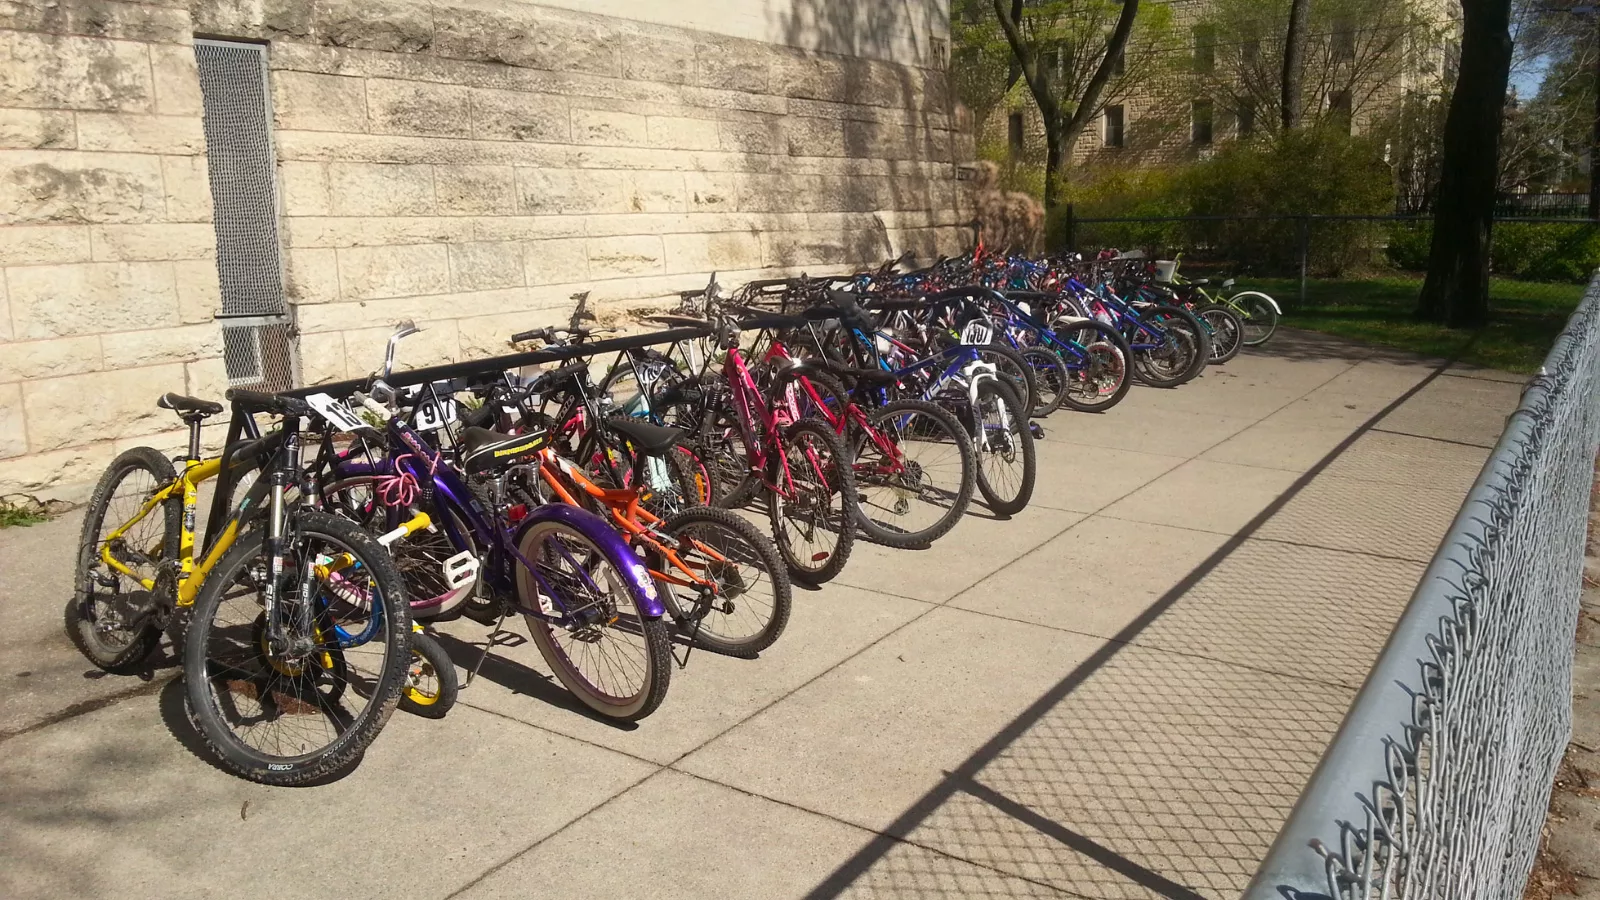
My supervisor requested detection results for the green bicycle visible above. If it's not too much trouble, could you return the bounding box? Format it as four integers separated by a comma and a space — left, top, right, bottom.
1161, 256, 1281, 347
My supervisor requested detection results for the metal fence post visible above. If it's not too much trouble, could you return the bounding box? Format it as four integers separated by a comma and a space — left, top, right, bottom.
1297, 216, 1310, 307
1065, 202, 1076, 251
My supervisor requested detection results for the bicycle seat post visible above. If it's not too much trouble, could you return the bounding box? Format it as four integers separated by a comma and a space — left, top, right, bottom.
184, 414, 205, 462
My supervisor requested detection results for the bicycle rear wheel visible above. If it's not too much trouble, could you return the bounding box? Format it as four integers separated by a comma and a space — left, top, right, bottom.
518, 518, 672, 722
183, 511, 411, 786
1231, 291, 1279, 346
853, 399, 975, 548
1019, 347, 1068, 417
655, 506, 792, 657
71, 446, 180, 671
1052, 322, 1132, 413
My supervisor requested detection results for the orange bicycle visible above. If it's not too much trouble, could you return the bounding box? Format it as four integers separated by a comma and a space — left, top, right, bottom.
510, 439, 792, 658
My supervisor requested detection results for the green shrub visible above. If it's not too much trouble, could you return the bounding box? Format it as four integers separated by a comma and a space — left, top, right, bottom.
1183, 127, 1394, 275
1054, 168, 1187, 253
1492, 223, 1600, 283
1385, 221, 1432, 271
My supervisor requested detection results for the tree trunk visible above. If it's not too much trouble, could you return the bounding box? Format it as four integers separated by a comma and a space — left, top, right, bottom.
1059, 0, 1141, 155
1281, 0, 1310, 129
990, 0, 1139, 210
1416, 0, 1513, 328
1590, 14, 1600, 219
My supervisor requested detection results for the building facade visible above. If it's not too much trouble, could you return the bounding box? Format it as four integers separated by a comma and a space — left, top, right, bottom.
985, 0, 1458, 173
0, 0, 971, 503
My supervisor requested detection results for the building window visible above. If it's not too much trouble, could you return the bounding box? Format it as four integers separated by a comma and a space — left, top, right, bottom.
1192, 99, 1214, 144
1193, 25, 1216, 74
1333, 19, 1355, 62
1104, 104, 1125, 148
1008, 111, 1025, 158
1238, 103, 1255, 136
1111, 49, 1125, 77
1242, 37, 1260, 67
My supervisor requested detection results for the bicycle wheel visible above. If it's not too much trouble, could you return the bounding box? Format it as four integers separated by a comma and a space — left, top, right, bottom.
699, 402, 761, 510
654, 506, 792, 657
1052, 321, 1132, 413
518, 518, 672, 722
974, 342, 1037, 417
1128, 310, 1201, 388
1231, 291, 1279, 346
968, 380, 1036, 516
398, 629, 458, 719
1019, 347, 1068, 417
70, 446, 180, 671
853, 399, 975, 548
184, 511, 412, 786
1198, 304, 1243, 364
767, 417, 857, 586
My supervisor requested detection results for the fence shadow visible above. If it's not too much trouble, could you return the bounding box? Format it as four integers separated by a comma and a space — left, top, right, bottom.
800, 358, 1458, 899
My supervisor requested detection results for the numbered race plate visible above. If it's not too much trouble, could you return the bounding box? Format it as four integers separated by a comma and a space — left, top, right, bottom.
305, 392, 369, 434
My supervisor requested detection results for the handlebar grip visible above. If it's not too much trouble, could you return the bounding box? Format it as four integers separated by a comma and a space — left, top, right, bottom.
461, 403, 498, 428
510, 328, 547, 344
226, 388, 311, 418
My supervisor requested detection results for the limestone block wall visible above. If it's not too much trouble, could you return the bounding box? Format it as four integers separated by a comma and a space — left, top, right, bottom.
0, 1, 227, 503
0, 0, 969, 503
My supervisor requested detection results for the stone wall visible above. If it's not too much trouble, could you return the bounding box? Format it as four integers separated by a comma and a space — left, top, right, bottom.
0, 1, 227, 504
0, 0, 969, 503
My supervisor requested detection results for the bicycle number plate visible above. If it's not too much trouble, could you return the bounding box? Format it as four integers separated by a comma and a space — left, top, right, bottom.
413, 398, 458, 432
306, 392, 367, 433
961, 320, 993, 345
442, 550, 479, 590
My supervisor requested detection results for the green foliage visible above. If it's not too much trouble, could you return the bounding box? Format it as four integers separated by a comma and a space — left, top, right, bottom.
0, 504, 47, 528
1183, 127, 1394, 274
1384, 221, 1432, 271
1057, 167, 1188, 250
1385, 221, 1600, 284
1492, 223, 1600, 283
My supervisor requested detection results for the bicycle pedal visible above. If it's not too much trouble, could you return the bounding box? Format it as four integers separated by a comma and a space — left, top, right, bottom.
1028, 423, 1045, 439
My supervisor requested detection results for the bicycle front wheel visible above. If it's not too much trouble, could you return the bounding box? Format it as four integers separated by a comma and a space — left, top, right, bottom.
183, 511, 412, 786
968, 380, 1036, 516
518, 519, 672, 722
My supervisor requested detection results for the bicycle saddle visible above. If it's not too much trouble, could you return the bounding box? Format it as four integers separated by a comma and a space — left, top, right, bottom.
459, 426, 547, 474
157, 393, 224, 416
604, 416, 686, 454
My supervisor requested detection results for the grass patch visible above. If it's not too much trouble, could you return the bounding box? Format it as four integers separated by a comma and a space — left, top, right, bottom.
1242, 276, 1585, 373
0, 505, 48, 528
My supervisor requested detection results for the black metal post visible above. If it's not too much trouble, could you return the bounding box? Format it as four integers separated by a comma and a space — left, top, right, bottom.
1298, 216, 1310, 306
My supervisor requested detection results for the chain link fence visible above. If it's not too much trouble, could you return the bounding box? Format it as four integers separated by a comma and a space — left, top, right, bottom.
1244, 274, 1600, 899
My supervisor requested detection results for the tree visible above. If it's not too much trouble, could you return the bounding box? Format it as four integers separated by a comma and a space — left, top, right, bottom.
1282, 0, 1311, 127
986, 0, 1143, 209
1417, 0, 1514, 328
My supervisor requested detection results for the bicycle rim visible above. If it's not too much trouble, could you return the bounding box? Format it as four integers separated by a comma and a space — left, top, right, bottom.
518, 520, 668, 718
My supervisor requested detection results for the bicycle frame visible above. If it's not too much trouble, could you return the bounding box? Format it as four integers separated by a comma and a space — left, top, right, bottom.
531, 447, 727, 593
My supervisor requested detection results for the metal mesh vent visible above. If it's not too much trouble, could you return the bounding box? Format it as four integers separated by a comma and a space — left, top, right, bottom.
194, 39, 296, 391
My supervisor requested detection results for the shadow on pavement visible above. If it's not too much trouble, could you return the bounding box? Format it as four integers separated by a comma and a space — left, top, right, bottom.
801, 357, 1456, 900
430, 631, 639, 732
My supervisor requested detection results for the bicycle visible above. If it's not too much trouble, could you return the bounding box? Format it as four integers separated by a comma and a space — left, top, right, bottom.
74, 388, 416, 785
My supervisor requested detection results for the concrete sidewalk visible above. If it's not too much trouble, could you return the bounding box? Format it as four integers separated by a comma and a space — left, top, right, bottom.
0, 330, 1526, 900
